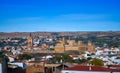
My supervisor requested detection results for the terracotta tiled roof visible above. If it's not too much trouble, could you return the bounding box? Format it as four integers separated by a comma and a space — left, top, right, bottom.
80, 62, 89, 66
98, 48, 104, 50
28, 61, 42, 63
64, 65, 112, 72
111, 65, 120, 67
110, 65, 120, 72
112, 69, 120, 72
9, 55, 16, 58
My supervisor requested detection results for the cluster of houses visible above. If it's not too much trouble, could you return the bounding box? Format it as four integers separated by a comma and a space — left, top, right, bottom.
0, 47, 120, 73
0, 36, 120, 73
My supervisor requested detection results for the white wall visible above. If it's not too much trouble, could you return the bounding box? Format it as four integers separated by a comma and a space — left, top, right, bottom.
62, 70, 111, 73
9, 62, 24, 68
0, 64, 2, 73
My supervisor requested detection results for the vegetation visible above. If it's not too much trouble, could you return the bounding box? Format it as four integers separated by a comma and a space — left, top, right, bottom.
53, 55, 61, 63
72, 57, 92, 64
0, 51, 9, 62
62, 54, 73, 63
90, 58, 104, 66
18, 54, 32, 60
53, 54, 73, 63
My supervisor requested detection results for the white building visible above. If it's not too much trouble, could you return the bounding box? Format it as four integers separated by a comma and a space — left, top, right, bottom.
0, 63, 2, 73
0, 59, 7, 73
9, 62, 26, 69
114, 57, 120, 64
110, 56, 120, 64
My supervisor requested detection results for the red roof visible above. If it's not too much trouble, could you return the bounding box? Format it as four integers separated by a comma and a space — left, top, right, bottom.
64, 65, 112, 72
111, 65, 120, 68
110, 65, 120, 72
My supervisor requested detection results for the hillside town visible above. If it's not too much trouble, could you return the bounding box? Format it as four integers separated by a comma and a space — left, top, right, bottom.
0, 32, 120, 73
1, 0, 120, 73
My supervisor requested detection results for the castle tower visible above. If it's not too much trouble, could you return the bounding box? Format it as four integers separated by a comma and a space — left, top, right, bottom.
68, 40, 75, 46
54, 43, 65, 53
88, 41, 92, 46
87, 41, 95, 53
78, 41, 83, 46
28, 33, 33, 48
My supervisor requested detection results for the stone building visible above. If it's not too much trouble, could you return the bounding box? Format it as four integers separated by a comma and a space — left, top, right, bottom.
26, 65, 44, 73
55, 38, 95, 53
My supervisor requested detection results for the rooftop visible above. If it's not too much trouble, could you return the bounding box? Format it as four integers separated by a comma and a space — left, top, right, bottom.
64, 65, 112, 72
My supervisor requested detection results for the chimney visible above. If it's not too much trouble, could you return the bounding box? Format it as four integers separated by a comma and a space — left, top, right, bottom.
89, 64, 92, 70
89, 66, 91, 70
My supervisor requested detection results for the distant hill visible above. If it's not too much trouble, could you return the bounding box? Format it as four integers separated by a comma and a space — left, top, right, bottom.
0, 31, 120, 38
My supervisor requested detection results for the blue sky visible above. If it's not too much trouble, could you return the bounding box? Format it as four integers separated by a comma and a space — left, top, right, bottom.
0, 0, 120, 32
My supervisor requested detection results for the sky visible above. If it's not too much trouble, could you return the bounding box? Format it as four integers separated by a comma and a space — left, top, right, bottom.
0, 0, 120, 32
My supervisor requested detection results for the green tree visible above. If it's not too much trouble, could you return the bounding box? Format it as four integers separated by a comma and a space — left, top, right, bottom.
90, 58, 104, 66
0, 52, 3, 58
0, 51, 9, 62
53, 56, 62, 63
18, 54, 32, 60
62, 54, 73, 63
74, 58, 88, 64
52, 54, 73, 63
87, 57, 92, 61
91, 53, 95, 55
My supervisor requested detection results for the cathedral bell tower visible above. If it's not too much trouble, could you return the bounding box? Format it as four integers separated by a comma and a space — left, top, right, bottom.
28, 33, 33, 48
62, 37, 66, 45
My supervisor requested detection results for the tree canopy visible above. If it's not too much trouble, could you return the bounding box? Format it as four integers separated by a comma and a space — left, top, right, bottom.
90, 58, 104, 66
18, 54, 32, 60
53, 54, 73, 63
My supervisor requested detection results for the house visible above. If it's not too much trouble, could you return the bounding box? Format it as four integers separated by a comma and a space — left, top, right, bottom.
27, 61, 43, 66
109, 65, 120, 73
0, 58, 7, 73
55, 63, 73, 73
7, 64, 25, 73
9, 62, 26, 69
26, 64, 44, 73
8, 55, 16, 62
61, 65, 112, 73
114, 57, 120, 64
